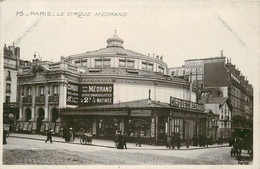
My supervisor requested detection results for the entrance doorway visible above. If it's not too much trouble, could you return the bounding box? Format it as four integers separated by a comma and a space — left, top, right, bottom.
25, 108, 32, 122
37, 108, 44, 133
51, 108, 59, 123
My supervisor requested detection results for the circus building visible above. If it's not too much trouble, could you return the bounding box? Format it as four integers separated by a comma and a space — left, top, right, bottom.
16, 32, 209, 145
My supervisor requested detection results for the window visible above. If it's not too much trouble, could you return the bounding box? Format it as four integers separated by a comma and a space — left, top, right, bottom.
147, 63, 153, 71
95, 59, 111, 68
40, 86, 45, 96
6, 96, 10, 103
6, 71, 11, 80
158, 66, 164, 73
142, 62, 147, 69
6, 83, 11, 93
95, 59, 102, 67
171, 118, 184, 139
119, 60, 126, 67
171, 71, 175, 76
27, 87, 32, 96
127, 60, 134, 68
82, 60, 87, 66
103, 59, 111, 68
53, 85, 58, 95
75, 61, 80, 66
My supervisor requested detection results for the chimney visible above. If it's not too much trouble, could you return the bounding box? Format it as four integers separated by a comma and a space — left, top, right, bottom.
156, 55, 159, 60
221, 50, 223, 57
153, 53, 155, 58
148, 53, 150, 57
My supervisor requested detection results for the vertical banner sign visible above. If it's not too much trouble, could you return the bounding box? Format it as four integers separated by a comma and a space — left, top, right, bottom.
67, 83, 79, 105
80, 84, 113, 106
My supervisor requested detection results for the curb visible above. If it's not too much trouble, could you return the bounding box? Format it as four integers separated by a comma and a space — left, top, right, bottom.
9, 135, 229, 151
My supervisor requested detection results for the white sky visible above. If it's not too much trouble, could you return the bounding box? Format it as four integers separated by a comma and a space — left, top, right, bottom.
0, 0, 259, 88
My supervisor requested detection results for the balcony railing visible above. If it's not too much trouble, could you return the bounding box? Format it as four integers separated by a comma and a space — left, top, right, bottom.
4, 63, 17, 69
23, 97, 32, 104
6, 76, 11, 81
49, 95, 59, 103
36, 96, 45, 104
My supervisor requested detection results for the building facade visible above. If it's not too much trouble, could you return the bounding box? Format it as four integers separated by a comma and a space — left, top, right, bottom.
3, 43, 21, 129
169, 52, 254, 136
16, 32, 202, 142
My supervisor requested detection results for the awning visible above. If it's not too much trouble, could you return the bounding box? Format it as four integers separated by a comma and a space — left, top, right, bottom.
60, 110, 128, 116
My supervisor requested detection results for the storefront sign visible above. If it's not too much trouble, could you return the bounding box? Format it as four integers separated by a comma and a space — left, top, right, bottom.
80, 84, 113, 106
67, 83, 79, 105
170, 96, 204, 111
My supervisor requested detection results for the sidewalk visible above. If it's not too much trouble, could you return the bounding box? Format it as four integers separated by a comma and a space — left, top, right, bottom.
9, 133, 229, 150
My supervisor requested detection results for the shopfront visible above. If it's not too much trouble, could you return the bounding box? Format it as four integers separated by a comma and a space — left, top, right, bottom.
60, 98, 208, 145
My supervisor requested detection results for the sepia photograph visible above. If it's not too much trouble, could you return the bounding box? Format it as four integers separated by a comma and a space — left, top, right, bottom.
0, 0, 259, 168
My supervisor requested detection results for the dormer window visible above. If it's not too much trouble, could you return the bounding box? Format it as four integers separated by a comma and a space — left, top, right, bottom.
95, 58, 111, 68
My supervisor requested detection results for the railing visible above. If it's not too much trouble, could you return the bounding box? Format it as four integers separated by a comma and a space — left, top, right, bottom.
49, 95, 59, 103
6, 76, 11, 81
36, 96, 45, 104
4, 63, 17, 69
23, 97, 32, 104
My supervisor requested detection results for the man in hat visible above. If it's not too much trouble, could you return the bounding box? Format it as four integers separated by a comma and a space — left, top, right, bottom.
45, 129, 53, 143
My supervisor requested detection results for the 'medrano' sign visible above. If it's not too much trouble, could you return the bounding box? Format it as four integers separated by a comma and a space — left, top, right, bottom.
67, 83, 79, 105
80, 84, 113, 105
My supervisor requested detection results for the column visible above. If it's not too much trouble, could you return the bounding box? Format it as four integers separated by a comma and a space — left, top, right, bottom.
43, 83, 49, 121
59, 81, 67, 108
18, 87, 23, 121
31, 85, 36, 120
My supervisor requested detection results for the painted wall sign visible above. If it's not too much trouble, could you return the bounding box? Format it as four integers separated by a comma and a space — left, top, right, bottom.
67, 83, 113, 106
80, 84, 113, 106
67, 83, 79, 105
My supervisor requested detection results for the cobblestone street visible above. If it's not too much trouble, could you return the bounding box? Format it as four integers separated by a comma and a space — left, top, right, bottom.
3, 136, 238, 165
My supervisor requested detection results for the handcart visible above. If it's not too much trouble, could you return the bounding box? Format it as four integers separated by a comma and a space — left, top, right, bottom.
78, 133, 92, 145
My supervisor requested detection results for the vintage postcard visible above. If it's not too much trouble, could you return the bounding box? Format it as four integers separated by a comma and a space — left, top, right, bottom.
0, 0, 259, 169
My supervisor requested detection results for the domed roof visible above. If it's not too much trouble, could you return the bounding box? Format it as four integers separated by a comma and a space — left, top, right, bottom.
106, 30, 124, 48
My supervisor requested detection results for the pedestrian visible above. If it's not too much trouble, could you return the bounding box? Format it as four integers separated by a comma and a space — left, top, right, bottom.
3, 129, 7, 144
63, 127, 70, 142
165, 134, 170, 148
136, 131, 142, 147
122, 131, 127, 149
117, 131, 123, 149
114, 130, 119, 147
171, 132, 176, 149
45, 129, 53, 143
176, 133, 181, 149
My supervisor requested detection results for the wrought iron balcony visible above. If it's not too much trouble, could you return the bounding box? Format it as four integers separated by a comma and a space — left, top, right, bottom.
49, 95, 59, 103
36, 95, 45, 104
6, 76, 11, 81
23, 96, 32, 104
